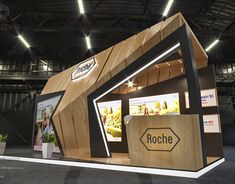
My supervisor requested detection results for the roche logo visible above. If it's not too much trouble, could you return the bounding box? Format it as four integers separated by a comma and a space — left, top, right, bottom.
72, 58, 96, 81
140, 128, 180, 151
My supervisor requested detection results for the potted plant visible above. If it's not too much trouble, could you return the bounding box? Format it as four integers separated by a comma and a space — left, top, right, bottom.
42, 132, 55, 159
0, 134, 7, 155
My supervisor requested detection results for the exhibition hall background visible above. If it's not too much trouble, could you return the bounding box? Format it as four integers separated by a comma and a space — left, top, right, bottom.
0, 64, 234, 146
0, 0, 234, 147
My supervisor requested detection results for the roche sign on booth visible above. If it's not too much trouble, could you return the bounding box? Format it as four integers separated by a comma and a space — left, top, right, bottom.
72, 58, 96, 81
140, 128, 180, 151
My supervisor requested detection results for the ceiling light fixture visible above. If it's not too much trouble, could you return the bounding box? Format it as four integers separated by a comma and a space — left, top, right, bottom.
77, 0, 85, 14
128, 81, 134, 88
163, 0, 174, 17
85, 36, 91, 50
18, 35, 30, 48
205, 39, 219, 52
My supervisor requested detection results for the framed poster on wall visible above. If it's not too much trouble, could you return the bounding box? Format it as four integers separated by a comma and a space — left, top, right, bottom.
203, 114, 221, 133
33, 92, 63, 152
97, 100, 122, 142
185, 88, 218, 108
129, 93, 180, 116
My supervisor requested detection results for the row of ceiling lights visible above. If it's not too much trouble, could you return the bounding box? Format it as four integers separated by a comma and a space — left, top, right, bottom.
17, 0, 219, 52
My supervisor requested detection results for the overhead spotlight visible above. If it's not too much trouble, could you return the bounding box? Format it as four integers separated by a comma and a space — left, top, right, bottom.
85, 36, 91, 50
128, 81, 134, 88
137, 86, 143, 90
18, 35, 30, 48
163, 0, 174, 17
77, 0, 85, 14
205, 39, 219, 52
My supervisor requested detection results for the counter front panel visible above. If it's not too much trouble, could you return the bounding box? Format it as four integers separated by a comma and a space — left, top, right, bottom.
125, 115, 204, 171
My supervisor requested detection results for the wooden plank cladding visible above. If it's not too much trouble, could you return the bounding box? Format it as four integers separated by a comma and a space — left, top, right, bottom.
41, 13, 208, 159
125, 115, 204, 171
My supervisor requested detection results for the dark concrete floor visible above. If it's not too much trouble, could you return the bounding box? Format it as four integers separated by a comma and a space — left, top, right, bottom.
0, 146, 234, 184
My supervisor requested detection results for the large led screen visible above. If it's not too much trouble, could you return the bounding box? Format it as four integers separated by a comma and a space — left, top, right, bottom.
34, 95, 62, 152
129, 93, 180, 116
97, 100, 122, 142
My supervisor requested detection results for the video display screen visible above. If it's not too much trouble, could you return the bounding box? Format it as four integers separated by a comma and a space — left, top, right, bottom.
97, 100, 122, 142
129, 93, 180, 116
34, 95, 62, 152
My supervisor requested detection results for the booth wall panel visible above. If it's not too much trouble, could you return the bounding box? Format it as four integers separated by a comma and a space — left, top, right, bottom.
63, 62, 92, 109
205, 134, 224, 157
95, 72, 112, 93
126, 115, 203, 170
92, 47, 114, 84
148, 67, 160, 86
53, 67, 74, 92
52, 114, 66, 154
125, 29, 148, 66
169, 60, 184, 78
59, 106, 80, 157
55, 81, 79, 113
161, 13, 182, 39
52, 63, 81, 115
59, 65, 79, 92
110, 61, 127, 78
142, 22, 162, 53
98, 41, 125, 81
54, 48, 113, 158
137, 70, 149, 87
41, 76, 58, 94
158, 63, 170, 82
41, 66, 73, 94
70, 47, 113, 102
71, 95, 91, 158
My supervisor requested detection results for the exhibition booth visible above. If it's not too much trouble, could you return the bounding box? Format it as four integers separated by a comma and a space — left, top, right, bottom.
0, 13, 224, 178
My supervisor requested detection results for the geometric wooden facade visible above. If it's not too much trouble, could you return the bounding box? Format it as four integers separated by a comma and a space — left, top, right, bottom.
41, 13, 208, 159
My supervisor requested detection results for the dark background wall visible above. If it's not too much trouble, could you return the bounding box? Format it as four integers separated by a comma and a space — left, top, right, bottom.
0, 92, 35, 146
99, 66, 223, 157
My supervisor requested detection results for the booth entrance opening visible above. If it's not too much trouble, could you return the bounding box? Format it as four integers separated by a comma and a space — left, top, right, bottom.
87, 25, 223, 171
95, 44, 184, 154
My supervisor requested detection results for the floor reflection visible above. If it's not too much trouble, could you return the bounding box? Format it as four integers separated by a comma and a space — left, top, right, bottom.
137, 173, 153, 184
64, 167, 83, 184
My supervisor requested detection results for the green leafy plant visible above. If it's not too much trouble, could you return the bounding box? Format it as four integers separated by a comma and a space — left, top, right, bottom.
42, 132, 56, 143
0, 134, 7, 142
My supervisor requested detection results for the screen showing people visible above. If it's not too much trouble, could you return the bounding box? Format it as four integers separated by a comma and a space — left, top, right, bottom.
129, 93, 180, 116
34, 95, 62, 152
97, 100, 122, 142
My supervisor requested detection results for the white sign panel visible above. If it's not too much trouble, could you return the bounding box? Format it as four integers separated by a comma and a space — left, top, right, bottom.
185, 88, 218, 108
203, 114, 221, 133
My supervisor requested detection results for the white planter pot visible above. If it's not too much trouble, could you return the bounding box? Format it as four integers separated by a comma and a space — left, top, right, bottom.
0, 142, 6, 155
42, 143, 54, 159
